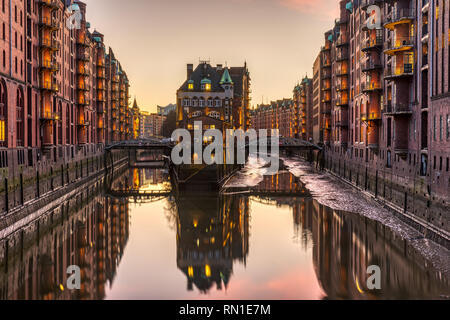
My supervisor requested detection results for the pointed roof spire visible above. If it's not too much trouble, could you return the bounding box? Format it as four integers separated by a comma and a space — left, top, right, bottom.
133, 97, 138, 108
220, 68, 234, 85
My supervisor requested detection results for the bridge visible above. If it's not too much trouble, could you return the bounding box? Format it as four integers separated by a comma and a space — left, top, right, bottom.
278, 137, 322, 151
106, 189, 172, 203
105, 137, 321, 152
105, 138, 173, 151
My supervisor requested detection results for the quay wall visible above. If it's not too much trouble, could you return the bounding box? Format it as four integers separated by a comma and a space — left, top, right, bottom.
0, 143, 129, 221
293, 150, 450, 248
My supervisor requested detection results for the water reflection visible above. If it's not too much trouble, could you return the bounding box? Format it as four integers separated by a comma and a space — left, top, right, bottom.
0, 167, 448, 300
174, 192, 249, 293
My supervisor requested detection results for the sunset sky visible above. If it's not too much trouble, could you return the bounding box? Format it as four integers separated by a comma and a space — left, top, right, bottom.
83, 0, 339, 113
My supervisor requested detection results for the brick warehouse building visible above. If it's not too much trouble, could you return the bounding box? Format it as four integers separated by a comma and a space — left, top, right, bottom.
0, 0, 137, 213
250, 99, 296, 138
176, 61, 251, 133
309, 0, 449, 236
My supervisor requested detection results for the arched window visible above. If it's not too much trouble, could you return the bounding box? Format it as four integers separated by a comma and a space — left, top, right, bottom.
0, 79, 7, 147
57, 102, 62, 145
16, 87, 24, 146
66, 104, 70, 144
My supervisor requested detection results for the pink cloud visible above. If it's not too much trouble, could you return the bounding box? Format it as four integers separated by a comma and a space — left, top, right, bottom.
279, 0, 339, 20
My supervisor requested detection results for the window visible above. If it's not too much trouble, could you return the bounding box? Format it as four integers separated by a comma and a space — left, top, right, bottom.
433, 116, 436, 140
420, 154, 428, 176
440, 115, 443, 140
0, 80, 6, 147
188, 83, 194, 90
16, 88, 24, 147
447, 114, 449, 140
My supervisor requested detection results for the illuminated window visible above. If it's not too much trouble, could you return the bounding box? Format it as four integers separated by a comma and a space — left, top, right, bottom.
188, 83, 194, 90
205, 83, 211, 91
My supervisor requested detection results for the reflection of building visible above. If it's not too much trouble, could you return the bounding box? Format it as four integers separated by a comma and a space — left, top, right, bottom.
0, 173, 130, 300
291, 198, 450, 299
175, 192, 249, 293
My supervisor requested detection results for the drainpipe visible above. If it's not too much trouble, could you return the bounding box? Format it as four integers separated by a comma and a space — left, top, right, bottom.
9, 0, 12, 77
428, 0, 434, 201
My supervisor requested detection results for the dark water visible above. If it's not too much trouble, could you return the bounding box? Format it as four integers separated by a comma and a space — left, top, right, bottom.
0, 165, 449, 300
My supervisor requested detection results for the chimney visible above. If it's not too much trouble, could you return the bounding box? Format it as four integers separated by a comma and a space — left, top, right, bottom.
187, 64, 193, 79
216, 64, 223, 71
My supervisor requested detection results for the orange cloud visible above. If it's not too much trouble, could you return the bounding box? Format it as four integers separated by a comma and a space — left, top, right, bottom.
279, 0, 339, 20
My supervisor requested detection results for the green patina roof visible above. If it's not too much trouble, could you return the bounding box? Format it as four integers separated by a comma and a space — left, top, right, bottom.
219, 68, 233, 85
201, 78, 211, 84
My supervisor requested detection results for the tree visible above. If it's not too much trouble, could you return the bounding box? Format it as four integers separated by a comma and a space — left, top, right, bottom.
162, 110, 177, 138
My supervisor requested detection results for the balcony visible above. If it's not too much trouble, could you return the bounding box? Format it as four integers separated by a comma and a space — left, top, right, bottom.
361, 37, 383, 51
335, 17, 348, 25
336, 68, 349, 77
336, 36, 349, 47
384, 8, 416, 30
360, 0, 383, 10
361, 112, 382, 122
384, 63, 414, 79
361, 60, 382, 72
38, 0, 59, 10
39, 38, 59, 51
78, 96, 90, 106
40, 111, 60, 121
336, 97, 349, 107
97, 95, 106, 102
77, 119, 90, 127
362, 81, 382, 93
321, 71, 331, 79
321, 108, 331, 115
40, 80, 59, 92
77, 36, 90, 47
78, 67, 90, 76
40, 59, 59, 72
336, 51, 348, 62
97, 71, 106, 79
78, 52, 90, 62
336, 82, 348, 91
323, 60, 331, 68
335, 121, 348, 128
39, 16, 59, 30
112, 75, 120, 83
77, 82, 90, 91
384, 37, 415, 55
321, 45, 331, 52
384, 102, 413, 116
322, 121, 331, 130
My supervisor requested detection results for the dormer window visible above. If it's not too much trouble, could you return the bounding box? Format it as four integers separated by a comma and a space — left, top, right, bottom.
188, 80, 194, 91
201, 78, 211, 92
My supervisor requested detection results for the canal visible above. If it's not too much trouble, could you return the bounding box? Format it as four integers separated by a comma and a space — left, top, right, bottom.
0, 157, 449, 300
